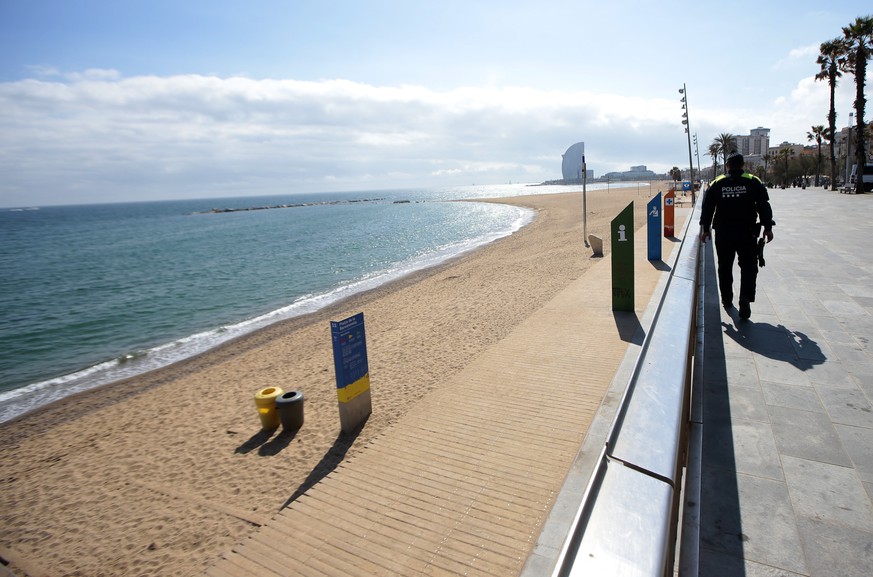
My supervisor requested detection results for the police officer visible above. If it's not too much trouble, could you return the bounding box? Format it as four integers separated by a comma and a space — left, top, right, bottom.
699, 151, 774, 319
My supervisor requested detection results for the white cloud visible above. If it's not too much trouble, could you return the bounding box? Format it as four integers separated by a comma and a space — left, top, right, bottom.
788, 43, 822, 60
0, 71, 693, 206
772, 43, 823, 71
9, 66, 854, 207
771, 74, 857, 140
66, 68, 123, 81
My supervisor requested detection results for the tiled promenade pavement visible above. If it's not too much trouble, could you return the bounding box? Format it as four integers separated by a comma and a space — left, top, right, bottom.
205, 207, 693, 577
697, 186, 873, 576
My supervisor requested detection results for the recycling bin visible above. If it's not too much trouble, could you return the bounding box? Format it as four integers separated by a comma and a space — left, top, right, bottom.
275, 390, 305, 431
254, 386, 284, 430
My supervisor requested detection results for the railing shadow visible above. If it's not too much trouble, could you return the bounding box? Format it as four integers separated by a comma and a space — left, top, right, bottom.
697, 241, 746, 575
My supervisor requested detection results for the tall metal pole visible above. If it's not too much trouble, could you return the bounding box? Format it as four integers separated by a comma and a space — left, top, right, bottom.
680, 83, 695, 204
582, 154, 589, 247
846, 112, 854, 185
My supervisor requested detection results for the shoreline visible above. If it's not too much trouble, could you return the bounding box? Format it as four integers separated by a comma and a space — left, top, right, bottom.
0, 200, 534, 425
0, 205, 530, 432
0, 184, 667, 576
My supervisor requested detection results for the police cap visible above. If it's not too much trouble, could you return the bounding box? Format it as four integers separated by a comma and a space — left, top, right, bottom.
726, 151, 744, 166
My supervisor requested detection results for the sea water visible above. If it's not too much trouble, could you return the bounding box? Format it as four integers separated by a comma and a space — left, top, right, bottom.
0, 183, 616, 423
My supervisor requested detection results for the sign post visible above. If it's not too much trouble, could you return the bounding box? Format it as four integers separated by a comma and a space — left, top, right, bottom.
330, 312, 372, 433
611, 202, 634, 312
664, 188, 676, 238
647, 192, 662, 261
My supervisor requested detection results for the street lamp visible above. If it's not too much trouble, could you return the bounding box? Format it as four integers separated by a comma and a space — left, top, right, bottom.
679, 84, 696, 203
582, 153, 589, 247
846, 112, 854, 185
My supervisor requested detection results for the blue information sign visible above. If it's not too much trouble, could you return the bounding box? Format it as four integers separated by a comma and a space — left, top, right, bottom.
647, 193, 662, 261
330, 312, 370, 403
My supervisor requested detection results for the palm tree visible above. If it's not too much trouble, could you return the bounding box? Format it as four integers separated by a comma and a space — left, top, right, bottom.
815, 37, 849, 190
762, 153, 773, 184
776, 147, 795, 188
714, 133, 737, 172
807, 125, 826, 186
707, 142, 721, 178
843, 16, 873, 193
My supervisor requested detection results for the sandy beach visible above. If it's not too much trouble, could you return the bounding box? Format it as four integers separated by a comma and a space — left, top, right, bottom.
0, 184, 670, 576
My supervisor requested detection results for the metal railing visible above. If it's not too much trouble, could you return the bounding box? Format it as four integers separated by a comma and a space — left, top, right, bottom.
550, 200, 703, 576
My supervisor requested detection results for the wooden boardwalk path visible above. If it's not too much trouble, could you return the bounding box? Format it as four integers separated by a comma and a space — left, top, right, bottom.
206, 217, 686, 577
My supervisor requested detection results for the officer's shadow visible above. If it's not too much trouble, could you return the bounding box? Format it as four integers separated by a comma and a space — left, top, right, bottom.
721, 316, 826, 371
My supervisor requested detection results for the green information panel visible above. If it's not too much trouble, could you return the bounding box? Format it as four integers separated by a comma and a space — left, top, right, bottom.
611, 202, 634, 311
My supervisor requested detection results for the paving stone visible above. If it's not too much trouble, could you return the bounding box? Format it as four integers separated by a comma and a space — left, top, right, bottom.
782, 455, 873, 533
768, 405, 852, 467
699, 468, 806, 574
822, 298, 869, 318
754, 356, 812, 386
815, 385, 873, 428
703, 417, 782, 481
804, 359, 855, 388
761, 381, 824, 413
698, 547, 807, 577
724, 354, 759, 385
834, 424, 873, 483
795, 516, 873, 577
727, 384, 769, 422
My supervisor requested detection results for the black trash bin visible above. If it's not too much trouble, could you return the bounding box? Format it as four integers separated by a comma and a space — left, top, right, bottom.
275, 390, 304, 431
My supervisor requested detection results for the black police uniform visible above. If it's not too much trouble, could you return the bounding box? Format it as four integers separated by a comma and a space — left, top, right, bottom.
699, 167, 773, 309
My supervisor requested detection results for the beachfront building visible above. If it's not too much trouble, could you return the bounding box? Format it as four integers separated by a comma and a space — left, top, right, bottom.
766, 141, 818, 186
833, 123, 873, 183
735, 127, 770, 168
561, 142, 588, 182
768, 141, 806, 160
601, 165, 657, 181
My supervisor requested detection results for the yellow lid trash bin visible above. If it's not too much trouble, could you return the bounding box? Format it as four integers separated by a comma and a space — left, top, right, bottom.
254, 386, 284, 430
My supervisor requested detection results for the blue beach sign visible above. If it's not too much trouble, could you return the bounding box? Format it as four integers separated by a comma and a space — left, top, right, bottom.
331, 312, 369, 401
647, 193, 662, 261
330, 312, 372, 432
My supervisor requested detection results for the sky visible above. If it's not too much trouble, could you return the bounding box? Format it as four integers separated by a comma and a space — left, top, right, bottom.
0, 0, 866, 207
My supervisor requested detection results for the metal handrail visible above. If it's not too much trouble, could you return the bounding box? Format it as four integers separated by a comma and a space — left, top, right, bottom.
551, 200, 703, 577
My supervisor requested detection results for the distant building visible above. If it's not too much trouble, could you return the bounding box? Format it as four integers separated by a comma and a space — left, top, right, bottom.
602, 165, 657, 181
834, 123, 873, 182
562, 142, 587, 182
768, 141, 805, 159
735, 127, 770, 167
